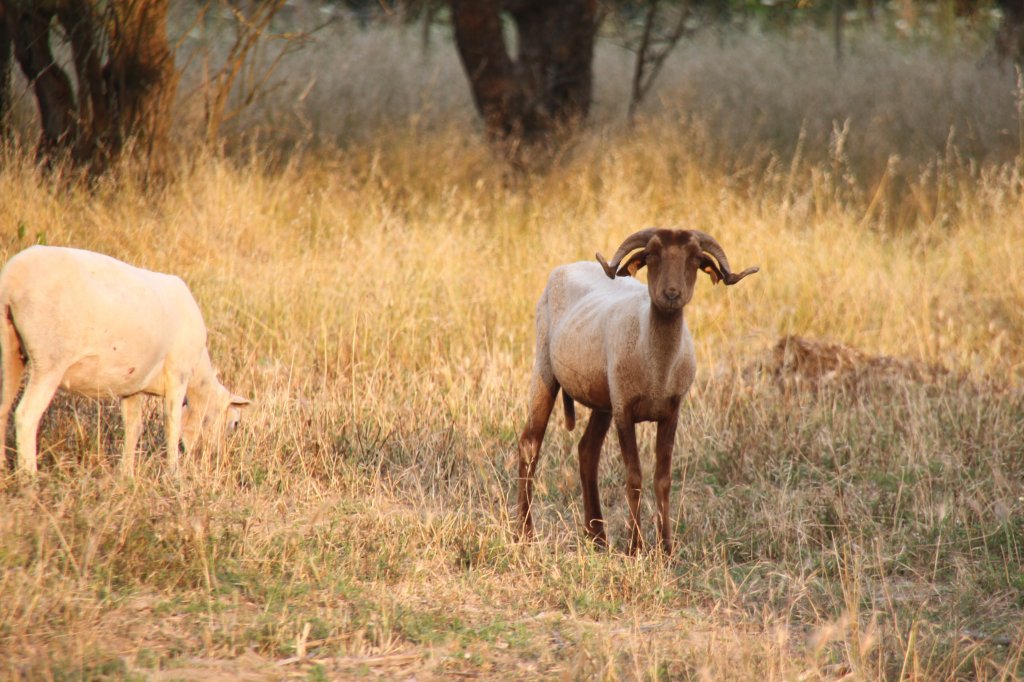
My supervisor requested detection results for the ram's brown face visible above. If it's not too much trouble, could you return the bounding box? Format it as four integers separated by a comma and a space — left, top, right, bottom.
597, 227, 758, 303
642, 233, 703, 315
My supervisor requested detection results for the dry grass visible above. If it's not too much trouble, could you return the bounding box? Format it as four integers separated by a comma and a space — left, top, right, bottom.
1, 14, 1024, 681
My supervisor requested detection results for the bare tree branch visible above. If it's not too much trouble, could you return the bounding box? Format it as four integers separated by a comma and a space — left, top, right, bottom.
627, 0, 692, 124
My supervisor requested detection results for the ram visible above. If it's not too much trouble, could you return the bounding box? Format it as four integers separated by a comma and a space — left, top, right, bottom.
0, 245, 250, 477
517, 228, 757, 553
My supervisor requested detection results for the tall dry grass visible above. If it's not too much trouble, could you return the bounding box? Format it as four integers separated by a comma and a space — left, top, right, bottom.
1, 13, 1023, 680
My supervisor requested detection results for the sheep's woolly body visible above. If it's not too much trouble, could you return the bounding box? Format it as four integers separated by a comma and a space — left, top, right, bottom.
0, 245, 247, 477
4, 247, 207, 398
542, 262, 696, 422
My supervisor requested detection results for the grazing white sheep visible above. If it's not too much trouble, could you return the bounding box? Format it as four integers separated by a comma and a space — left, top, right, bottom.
518, 228, 758, 553
0, 245, 250, 477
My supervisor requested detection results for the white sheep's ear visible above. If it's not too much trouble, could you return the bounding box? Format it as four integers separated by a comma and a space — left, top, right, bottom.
230, 394, 251, 407
617, 251, 648, 277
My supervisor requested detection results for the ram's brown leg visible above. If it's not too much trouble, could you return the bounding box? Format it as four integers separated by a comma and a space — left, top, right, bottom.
578, 409, 611, 547
654, 409, 680, 554
517, 375, 558, 539
615, 415, 643, 555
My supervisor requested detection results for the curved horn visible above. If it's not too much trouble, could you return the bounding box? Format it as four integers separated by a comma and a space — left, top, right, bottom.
690, 230, 760, 285
595, 227, 660, 279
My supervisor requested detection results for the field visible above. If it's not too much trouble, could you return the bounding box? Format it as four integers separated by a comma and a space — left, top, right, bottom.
2, 14, 1024, 680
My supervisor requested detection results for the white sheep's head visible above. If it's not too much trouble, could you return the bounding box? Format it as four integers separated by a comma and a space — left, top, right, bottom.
596, 228, 759, 315
182, 381, 251, 453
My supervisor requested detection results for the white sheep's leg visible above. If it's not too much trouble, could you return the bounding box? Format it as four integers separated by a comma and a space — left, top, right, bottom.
162, 385, 187, 478
654, 409, 680, 555
578, 409, 612, 548
517, 375, 559, 539
13, 369, 62, 477
0, 321, 25, 465
119, 393, 144, 478
615, 415, 644, 555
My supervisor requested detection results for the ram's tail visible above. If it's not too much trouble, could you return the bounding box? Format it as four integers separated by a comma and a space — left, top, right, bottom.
562, 390, 575, 431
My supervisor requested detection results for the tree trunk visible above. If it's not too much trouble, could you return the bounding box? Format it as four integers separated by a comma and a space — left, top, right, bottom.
451, 0, 525, 139
995, 0, 1024, 65
5, 2, 77, 159
56, 1, 111, 161
105, 0, 178, 170
0, 0, 177, 174
450, 0, 597, 144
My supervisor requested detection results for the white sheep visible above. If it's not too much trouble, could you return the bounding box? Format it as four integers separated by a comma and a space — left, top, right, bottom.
0, 245, 250, 477
517, 228, 758, 553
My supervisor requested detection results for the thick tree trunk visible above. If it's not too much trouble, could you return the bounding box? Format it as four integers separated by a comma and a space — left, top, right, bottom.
105, 0, 178, 169
56, 1, 110, 161
0, 0, 177, 174
451, 0, 597, 143
5, 3, 77, 159
995, 0, 1024, 65
451, 0, 525, 138
509, 0, 596, 126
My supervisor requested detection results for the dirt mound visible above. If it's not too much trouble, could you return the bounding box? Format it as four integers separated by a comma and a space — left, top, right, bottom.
746, 335, 949, 392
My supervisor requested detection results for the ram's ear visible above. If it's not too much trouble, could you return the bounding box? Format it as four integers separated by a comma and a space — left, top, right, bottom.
699, 255, 725, 285
617, 251, 648, 277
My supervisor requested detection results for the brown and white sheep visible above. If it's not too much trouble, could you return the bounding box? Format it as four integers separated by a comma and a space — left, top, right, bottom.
517, 228, 758, 553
